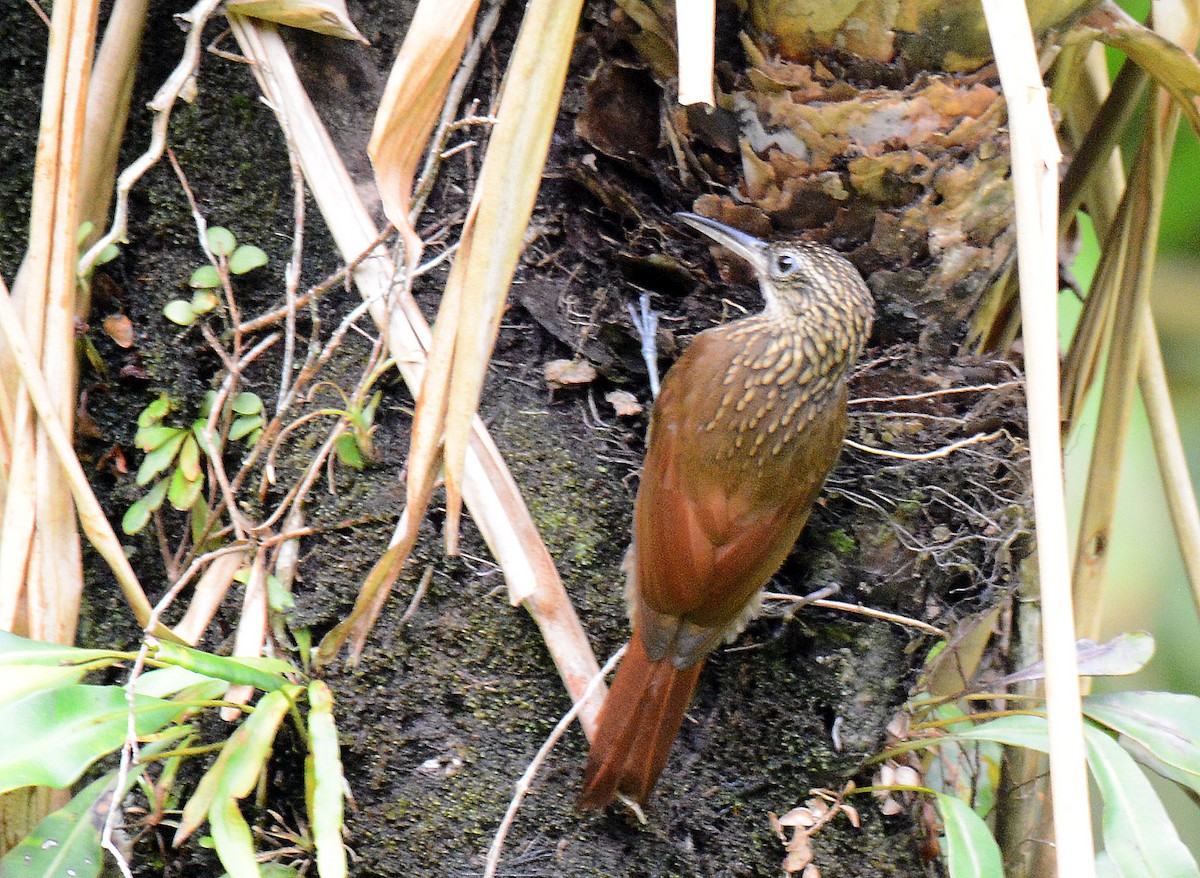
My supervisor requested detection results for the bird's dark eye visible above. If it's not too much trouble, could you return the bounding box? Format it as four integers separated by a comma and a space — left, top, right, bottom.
774, 253, 798, 275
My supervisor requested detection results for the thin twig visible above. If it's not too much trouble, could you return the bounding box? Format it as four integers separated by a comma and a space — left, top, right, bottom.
762, 593, 948, 638
843, 431, 1002, 462
79, 0, 226, 276
848, 381, 1023, 406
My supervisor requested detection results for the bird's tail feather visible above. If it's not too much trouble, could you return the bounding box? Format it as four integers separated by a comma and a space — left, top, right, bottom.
577, 629, 704, 809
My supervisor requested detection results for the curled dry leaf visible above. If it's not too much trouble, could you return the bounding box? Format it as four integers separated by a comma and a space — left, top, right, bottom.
226, 0, 368, 43
368, 0, 481, 271
605, 389, 643, 416
543, 357, 597, 390
101, 313, 134, 347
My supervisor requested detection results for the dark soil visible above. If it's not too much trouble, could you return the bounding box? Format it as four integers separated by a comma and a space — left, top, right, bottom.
0, 1, 1033, 875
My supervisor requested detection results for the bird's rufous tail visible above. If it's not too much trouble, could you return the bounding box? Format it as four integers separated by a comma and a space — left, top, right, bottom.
577, 629, 704, 809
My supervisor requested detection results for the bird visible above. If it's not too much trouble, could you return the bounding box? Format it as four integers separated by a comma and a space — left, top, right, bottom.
577, 212, 875, 810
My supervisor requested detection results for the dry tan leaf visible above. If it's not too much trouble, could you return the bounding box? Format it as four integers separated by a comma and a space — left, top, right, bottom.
544, 358, 597, 389
778, 806, 817, 828
101, 313, 134, 347
226, 0, 367, 43
437, 0, 588, 551
368, 0, 479, 271
605, 389, 643, 416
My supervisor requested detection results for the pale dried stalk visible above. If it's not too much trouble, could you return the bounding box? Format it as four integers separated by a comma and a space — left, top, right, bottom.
675, 0, 715, 106
78, 0, 149, 258
0, 0, 98, 647
980, 1, 1096, 873
227, 18, 604, 732
0, 277, 171, 640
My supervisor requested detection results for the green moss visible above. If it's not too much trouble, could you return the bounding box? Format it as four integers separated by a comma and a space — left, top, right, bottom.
828, 528, 857, 555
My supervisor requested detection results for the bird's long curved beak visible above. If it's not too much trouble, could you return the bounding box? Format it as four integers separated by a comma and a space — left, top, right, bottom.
674, 212, 770, 276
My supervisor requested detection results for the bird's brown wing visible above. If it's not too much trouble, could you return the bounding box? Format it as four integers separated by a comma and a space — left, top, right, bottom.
631, 331, 847, 644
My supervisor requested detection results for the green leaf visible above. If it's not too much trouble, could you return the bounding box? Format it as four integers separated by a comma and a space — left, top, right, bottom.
163, 299, 197, 326
266, 575, 295, 613
934, 793, 1003, 878
179, 434, 202, 481
0, 686, 186, 794
137, 395, 172, 427
231, 392, 263, 415
200, 390, 219, 418
334, 433, 365, 470
123, 478, 168, 534
208, 798, 260, 878
189, 264, 222, 289
0, 631, 124, 667
1086, 725, 1200, 877
191, 289, 220, 314
0, 664, 89, 710
1084, 691, 1200, 794
306, 681, 347, 878
151, 641, 294, 691
206, 227, 237, 257
75, 221, 95, 247
0, 768, 146, 878
228, 244, 268, 275
132, 665, 230, 700
168, 465, 205, 511
135, 424, 185, 453
136, 429, 187, 486
192, 420, 220, 456
95, 242, 120, 266
958, 716, 1200, 876
229, 415, 263, 442
122, 496, 153, 534
956, 714, 1050, 753
176, 687, 299, 844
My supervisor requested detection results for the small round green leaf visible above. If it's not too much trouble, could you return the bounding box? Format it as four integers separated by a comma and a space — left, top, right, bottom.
135, 425, 184, 453
137, 395, 172, 428
231, 392, 263, 415
228, 244, 268, 275
229, 415, 263, 442
334, 433, 365, 470
188, 265, 221, 289
190, 289, 219, 314
122, 498, 152, 535
168, 466, 204, 511
136, 431, 187, 486
143, 477, 170, 513
96, 242, 120, 266
178, 435, 201, 481
206, 226, 236, 256
163, 300, 197, 326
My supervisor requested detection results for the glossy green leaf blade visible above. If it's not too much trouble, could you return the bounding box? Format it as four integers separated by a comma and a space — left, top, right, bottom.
0, 631, 123, 666
228, 244, 268, 274
152, 641, 293, 691
0, 664, 89, 710
1084, 691, 1200, 790
0, 766, 146, 878
0, 686, 185, 794
306, 681, 347, 878
133, 665, 231, 700
1084, 725, 1200, 878
209, 798, 261, 878
934, 793, 1003, 878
